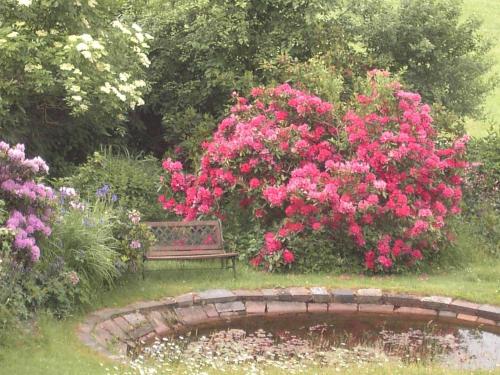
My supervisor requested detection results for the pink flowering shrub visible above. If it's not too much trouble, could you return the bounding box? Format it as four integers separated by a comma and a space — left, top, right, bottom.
0, 142, 54, 264
158, 72, 469, 272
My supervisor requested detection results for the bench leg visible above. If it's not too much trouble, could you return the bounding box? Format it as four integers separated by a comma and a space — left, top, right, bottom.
142, 257, 146, 280
231, 257, 236, 278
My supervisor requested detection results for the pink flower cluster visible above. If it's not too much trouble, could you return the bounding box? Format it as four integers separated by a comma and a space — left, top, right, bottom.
1, 141, 54, 263
159, 73, 468, 272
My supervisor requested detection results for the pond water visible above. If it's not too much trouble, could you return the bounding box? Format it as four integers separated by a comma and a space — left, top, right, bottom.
136, 314, 500, 373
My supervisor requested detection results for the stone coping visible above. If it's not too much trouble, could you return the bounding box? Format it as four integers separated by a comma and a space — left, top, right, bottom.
77, 288, 500, 361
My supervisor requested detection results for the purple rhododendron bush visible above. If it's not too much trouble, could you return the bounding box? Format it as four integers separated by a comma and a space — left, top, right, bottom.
0, 142, 54, 265
158, 71, 469, 273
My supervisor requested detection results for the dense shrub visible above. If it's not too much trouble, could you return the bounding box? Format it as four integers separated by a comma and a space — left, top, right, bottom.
159, 73, 469, 273
58, 149, 165, 220
461, 130, 500, 255
0, 0, 151, 174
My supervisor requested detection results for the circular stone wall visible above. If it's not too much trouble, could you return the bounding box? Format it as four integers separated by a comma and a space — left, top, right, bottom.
77, 287, 500, 361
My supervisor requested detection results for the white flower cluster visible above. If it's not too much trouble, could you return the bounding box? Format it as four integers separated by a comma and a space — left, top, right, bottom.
112, 20, 153, 68
57, 21, 151, 113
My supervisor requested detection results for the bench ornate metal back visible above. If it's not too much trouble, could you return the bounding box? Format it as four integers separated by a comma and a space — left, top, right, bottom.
143, 220, 237, 277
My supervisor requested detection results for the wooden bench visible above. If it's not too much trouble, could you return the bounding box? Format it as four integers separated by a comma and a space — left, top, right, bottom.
143, 220, 237, 278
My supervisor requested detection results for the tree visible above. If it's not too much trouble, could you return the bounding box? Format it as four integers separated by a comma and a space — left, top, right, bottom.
0, 0, 151, 174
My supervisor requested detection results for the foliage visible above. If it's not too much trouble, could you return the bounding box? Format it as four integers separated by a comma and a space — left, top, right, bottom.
159, 74, 469, 273
43, 199, 120, 294
112, 209, 155, 272
461, 129, 500, 255
0, 141, 54, 265
360, 0, 496, 119
0, 0, 151, 174
58, 148, 165, 220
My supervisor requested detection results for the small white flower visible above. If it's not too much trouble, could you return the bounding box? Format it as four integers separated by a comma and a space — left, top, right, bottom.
7, 31, 19, 38
53, 41, 63, 48
131, 23, 142, 32
88, 0, 97, 8
79, 103, 89, 111
70, 85, 81, 92
60, 63, 75, 71
17, 0, 32, 6
137, 97, 145, 106
76, 42, 88, 51
80, 34, 93, 43
68, 35, 79, 43
133, 80, 146, 88
73, 68, 82, 75
116, 92, 126, 101
119, 72, 130, 81
0, 39, 6, 45
35, 30, 48, 37
72, 95, 82, 102
145, 33, 153, 40
81, 50, 92, 59
90, 40, 103, 50
135, 32, 144, 43
100, 82, 112, 94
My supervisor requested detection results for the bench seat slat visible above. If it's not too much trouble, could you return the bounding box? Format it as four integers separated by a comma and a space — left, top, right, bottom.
145, 252, 238, 260
147, 249, 226, 256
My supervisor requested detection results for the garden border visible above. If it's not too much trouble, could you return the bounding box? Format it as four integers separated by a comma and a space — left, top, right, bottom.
77, 287, 500, 361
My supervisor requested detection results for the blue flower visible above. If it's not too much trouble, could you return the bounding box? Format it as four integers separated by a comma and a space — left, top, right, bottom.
96, 184, 110, 197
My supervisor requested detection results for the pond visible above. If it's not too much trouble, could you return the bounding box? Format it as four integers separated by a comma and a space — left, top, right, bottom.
133, 313, 500, 373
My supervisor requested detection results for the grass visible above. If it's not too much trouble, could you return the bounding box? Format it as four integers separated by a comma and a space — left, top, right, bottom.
0, 220, 499, 375
462, 0, 500, 137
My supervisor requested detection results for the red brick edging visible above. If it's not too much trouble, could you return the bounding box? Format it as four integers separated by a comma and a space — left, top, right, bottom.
77, 287, 500, 361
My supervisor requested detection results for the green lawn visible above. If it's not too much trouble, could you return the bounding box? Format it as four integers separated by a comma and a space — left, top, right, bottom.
462, 0, 500, 137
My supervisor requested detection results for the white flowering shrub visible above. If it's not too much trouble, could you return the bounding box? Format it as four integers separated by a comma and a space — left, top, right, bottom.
0, 0, 152, 173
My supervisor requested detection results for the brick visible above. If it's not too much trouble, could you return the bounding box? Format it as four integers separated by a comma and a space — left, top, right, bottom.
477, 304, 500, 321
232, 289, 263, 301
261, 289, 281, 301
99, 319, 127, 340
477, 317, 496, 326
385, 294, 422, 307
307, 303, 328, 313
395, 307, 437, 318
356, 289, 383, 304
175, 306, 207, 325
203, 304, 220, 319
420, 296, 453, 310
359, 304, 394, 314
267, 301, 307, 315
123, 312, 147, 327
457, 313, 478, 323
438, 310, 457, 320
175, 293, 196, 307
128, 324, 154, 340
93, 328, 113, 348
287, 287, 312, 302
147, 311, 170, 336
310, 287, 331, 303
332, 289, 355, 304
328, 303, 358, 313
215, 301, 245, 314
113, 316, 133, 333
198, 289, 236, 304
246, 301, 267, 314
449, 300, 480, 315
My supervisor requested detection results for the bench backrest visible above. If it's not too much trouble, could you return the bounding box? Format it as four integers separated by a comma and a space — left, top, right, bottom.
145, 221, 224, 254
